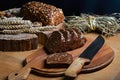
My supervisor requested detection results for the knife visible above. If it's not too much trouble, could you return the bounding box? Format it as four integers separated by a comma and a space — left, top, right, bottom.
64, 35, 105, 77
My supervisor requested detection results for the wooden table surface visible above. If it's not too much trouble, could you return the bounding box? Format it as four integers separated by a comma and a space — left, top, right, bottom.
0, 33, 120, 80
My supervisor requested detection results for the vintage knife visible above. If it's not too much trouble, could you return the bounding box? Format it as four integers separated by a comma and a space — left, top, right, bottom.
65, 35, 105, 77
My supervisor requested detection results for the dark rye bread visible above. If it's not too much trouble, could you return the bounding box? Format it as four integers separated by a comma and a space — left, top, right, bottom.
0, 33, 38, 51
65, 28, 79, 50
72, 28, 82, 38
44, 28, 86, 54
59, 29, 69, 41
71, 28, 86, 49
46, 52, 73, 67
59, 29, 71, 51
45, 31, 65, 53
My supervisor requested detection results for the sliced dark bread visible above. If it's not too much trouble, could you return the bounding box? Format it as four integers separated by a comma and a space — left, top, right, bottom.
72, 27, 82, 39
46, 52, 73, 67
45, 31, 65, 54
59, 29, 72, 51
65, 28, 79, 50
72, 28, 87, 48
44, 28, 87, 54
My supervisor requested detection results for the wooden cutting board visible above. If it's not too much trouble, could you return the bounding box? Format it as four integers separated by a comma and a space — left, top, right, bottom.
24, 37, 114, 76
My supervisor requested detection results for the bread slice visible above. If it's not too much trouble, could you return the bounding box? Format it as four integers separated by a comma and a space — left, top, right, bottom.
46, 52, 73, 67
72, 27, 82, 39
65, 28, 79, 50
45, 31, 65, 54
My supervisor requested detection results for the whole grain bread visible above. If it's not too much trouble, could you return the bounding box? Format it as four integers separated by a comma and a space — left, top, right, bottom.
45, 31, 65, 53
46, 52, 73, 65
20, 1, 65, 26
44, 28, 86, 54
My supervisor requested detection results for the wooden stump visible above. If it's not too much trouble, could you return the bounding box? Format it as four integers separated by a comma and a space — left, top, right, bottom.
0, 33, 38, 51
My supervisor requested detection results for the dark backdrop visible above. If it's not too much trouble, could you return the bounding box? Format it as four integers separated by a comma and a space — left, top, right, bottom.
0, 0, 120, 15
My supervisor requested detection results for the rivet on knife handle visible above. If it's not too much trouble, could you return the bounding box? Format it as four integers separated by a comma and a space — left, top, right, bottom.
8, 66, 31, 80
64, 57, 90, 77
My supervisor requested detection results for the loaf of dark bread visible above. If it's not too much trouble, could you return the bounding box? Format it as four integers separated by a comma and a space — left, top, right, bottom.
20, 1, 64, 26
44, 28, 87, 54
46, 52, 73, 67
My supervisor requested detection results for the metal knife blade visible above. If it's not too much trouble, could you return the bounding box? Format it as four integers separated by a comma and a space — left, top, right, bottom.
65, 35, 105, 77
80, 35, 104, 60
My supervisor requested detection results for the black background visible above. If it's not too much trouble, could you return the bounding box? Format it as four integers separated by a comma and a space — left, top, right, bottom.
0, 0, 120, 15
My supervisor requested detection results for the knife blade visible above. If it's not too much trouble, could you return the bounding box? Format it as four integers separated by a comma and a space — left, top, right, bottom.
64, 35, 105, 77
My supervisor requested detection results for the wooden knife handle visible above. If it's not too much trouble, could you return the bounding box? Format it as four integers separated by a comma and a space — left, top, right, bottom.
64, 57, 90, 77
8, 66, 31, 80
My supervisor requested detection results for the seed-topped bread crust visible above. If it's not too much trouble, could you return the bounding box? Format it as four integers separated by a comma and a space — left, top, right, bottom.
20, 1, 65, 26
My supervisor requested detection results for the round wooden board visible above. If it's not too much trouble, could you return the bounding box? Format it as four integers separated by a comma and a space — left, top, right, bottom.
25, 37, 114, 76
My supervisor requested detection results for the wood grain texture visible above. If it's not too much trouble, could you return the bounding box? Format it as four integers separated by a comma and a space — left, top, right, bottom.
0, 33, 120, 80
24, 37, 114, 76
0, 33, 38, 51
